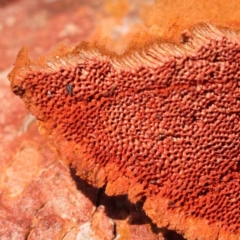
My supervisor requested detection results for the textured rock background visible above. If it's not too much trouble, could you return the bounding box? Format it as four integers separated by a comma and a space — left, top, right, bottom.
0, 0, 184, 239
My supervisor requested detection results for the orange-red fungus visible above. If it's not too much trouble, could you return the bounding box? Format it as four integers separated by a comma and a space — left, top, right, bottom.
8, 24, 240, 240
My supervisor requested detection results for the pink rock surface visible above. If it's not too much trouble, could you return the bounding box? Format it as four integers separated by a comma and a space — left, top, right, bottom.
0, 74, 99, 239
0, 0, 98, 70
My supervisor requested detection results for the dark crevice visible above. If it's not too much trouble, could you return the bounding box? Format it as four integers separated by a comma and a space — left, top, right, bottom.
96, 185, 106, 207
112, 221, 117, 240
69, 167, 97, 204
164, 229, 187, 240
69, 166, 186, 240
151, 225, 186, 240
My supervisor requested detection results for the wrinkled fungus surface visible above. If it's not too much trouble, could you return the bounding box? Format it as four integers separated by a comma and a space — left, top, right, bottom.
9, 24, 240, 240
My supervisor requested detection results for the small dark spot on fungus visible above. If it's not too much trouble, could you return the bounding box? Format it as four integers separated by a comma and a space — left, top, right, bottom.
180, 30, 192, 44
12, 85, 25, 96
158, 133, 165, 140
156, 114, 162, 120
102, 83, 117, 97
168, 200, 175, 207
66, 84, 73, 96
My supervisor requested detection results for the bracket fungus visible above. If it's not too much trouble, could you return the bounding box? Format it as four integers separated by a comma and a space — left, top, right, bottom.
8, 24, 240, 240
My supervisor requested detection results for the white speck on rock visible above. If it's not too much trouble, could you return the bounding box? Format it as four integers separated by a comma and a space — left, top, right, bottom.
76, 222, 95, 240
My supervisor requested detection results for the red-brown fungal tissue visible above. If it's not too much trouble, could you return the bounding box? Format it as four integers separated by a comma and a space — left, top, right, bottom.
8, 24, 240, 240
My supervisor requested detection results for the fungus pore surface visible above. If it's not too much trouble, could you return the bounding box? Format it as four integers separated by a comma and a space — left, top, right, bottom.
8, 24, 240, 240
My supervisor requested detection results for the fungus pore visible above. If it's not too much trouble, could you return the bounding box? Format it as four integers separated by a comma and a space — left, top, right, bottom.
8, 24, 240, 240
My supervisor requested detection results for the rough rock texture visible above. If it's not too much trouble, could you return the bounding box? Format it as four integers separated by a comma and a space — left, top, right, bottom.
0, 0, 151, 70
0, 73, 98, 239
0, 0, 98, 70
8, 23, 240, 240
